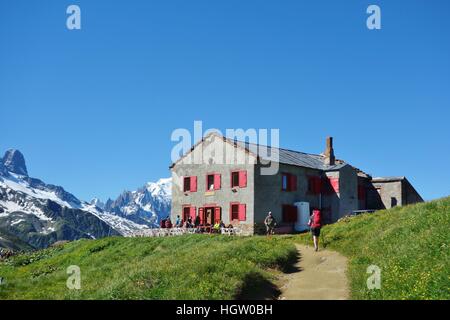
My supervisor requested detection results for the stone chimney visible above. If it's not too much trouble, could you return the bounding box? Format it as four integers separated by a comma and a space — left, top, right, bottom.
324, 136, 335, 166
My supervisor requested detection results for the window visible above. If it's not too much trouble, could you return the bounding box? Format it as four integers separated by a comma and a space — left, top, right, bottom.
207, 174, 215, 190
231, 172, 239, 188
231, 204, 239, 220
183, 176, 197, 192
183, 206, 190, 221
183, 177, 191, 192
206, 173, 221, 191
391, 197, 397, 207
282, 173, 297, 192
282, 205, 297, 223
182, 206, 196, 221
308, 176, 322, 194
231, 170, 247, 188
358, 185, 366, 200
230, 203, 246, 221
282, 174, 288, 191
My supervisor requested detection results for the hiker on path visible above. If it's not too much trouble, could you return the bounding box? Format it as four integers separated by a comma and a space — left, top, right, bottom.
264, 211, 277, 236
308, 209, 322, 252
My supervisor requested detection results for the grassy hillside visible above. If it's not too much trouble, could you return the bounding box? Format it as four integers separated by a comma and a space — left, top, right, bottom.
0, 197, 448, 300
0, 235, 295, 299
297, 197, 450, 299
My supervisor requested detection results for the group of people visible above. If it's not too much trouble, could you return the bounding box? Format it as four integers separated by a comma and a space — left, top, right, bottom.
0, 248, 14, 260
159, 215, 234, 233
159, 209, 323, 250
264, 209, 323, 252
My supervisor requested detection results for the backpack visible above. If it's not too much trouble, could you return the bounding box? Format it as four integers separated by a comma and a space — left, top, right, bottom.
311, 210, 322, 228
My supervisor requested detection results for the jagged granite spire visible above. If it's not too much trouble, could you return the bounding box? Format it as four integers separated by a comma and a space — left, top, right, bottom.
2, 149, 28, 176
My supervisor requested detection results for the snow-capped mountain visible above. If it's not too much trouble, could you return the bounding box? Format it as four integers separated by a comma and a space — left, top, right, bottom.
0, 149, 150, 249
102, 178, 171, 227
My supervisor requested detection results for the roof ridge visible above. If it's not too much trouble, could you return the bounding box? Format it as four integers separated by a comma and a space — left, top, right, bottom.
224, 136, 324, 158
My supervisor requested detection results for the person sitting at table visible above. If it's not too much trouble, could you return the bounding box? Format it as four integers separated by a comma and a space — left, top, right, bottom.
175, 215, 182, 227
213, 221, 221, 233
165, 218, 172, 229
186, 217, 193, 228
194, 215, 201, 227
219, 220, 226, 229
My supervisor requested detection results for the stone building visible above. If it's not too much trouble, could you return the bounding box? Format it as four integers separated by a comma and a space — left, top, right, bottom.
170, 133, 423, 234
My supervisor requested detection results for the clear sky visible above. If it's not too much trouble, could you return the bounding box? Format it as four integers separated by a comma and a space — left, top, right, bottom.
1, 0, 449, 202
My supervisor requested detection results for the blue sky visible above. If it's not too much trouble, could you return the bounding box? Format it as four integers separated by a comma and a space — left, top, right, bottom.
1, 0, 449, 201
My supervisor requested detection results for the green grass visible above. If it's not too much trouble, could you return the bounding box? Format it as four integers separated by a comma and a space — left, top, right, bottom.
1, 197, 448, 300
0, 234, 296, 299
297, 197, 450, 299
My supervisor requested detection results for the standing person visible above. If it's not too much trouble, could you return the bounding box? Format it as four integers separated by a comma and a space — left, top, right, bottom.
264, 211, 277, 236
308, 209, 322, 252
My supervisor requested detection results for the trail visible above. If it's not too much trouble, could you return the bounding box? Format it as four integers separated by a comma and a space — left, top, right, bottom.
278, 244, 349, 300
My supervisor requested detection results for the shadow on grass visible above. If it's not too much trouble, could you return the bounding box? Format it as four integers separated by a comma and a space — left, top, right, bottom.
279, 249, 301, 274
236, 271, 281, 300
237, 248, 303, 300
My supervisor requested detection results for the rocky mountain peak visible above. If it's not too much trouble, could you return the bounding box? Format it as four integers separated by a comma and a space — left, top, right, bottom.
2, 149, 28, 176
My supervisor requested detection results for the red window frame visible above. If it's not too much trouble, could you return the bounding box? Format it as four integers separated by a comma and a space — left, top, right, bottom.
231, 170, 247, 188
206, 173, 221, 191
358, 185, 366, 200
231, 171, 240, 188
282, 173, 297, 192
182, 205, 196, 221
183, 176, 197, 192
229, 202, 246, 221
182, 206, 190, 221
183, 176, 191, 192
230, 203, 239, 221
308, 176, 322, 194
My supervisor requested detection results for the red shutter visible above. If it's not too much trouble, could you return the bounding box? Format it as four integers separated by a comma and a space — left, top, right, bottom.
198, 207, 204, 224
239, 170, 247, 188
289, 174, 297, 191
190, 206, 196, 220
238, 204, 246, 221
314, 177, 322, 194
190, 176, 197, 192
358, 185, 366, 200
214, 207, 221, 223
214, 174, 221, 190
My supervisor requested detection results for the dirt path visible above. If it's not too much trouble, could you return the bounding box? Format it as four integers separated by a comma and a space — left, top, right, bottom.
278, 244, 349, 300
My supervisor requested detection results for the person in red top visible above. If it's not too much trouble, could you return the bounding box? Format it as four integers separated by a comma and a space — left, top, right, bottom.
308, 209, 322, 252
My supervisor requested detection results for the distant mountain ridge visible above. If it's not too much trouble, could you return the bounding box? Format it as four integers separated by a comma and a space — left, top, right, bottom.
99, 178, 171, 227
0, 149, 170, 250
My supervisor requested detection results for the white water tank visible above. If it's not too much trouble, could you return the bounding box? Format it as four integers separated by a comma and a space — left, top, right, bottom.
294, 202, 310, 232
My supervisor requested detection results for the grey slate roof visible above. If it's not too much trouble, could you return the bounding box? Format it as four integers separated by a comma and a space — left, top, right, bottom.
227, 138, 347, 171
372, 177, 406, 182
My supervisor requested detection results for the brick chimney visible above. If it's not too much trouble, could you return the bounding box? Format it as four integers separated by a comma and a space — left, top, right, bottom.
324, 136, 335, 165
